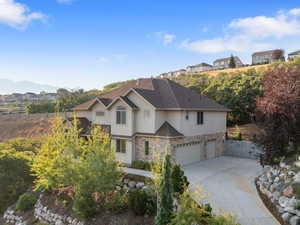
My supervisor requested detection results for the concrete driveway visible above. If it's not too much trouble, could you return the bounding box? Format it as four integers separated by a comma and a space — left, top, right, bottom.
183, 156, 280, 225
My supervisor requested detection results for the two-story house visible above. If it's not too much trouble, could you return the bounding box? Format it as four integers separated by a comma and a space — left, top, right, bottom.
74, 78, 230, 166
288, 50, 300, 60
213, 56, 243, 70
186, 63, 213, 73
252, 49, 285, 65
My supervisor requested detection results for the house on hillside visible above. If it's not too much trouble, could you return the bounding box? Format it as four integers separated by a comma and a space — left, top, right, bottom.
186, 63, 213, 73
173, 69, 186, 76
74, 78, 230, 165
213, 56, 243, 70
288, 50, 300, 60
252, 49, 285, 65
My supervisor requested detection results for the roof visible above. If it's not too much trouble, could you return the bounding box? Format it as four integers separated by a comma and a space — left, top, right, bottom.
213, 56, 241, 64
155, 121, 183, 137
288, 50, 300, 56
252, 49, 283, 56
74, 78, 230, 112
107, 96, 138, 109
188, 63, 212, 68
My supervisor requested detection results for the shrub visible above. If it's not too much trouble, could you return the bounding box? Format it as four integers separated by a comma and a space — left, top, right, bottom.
72, 191, 96, 219
292, 183, 300, 199
131, 160, 152, 171
209, 214, 240, 225
15, 193, 37, 212
294, 201, 300, 210
172, 163, 189, 194
128, 189, 156, 216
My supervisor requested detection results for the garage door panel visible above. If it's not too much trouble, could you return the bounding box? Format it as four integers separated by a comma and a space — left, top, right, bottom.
206, 141, 216, 159
175, 144, 202, 165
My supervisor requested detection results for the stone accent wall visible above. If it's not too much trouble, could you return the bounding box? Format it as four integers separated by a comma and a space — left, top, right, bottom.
134, 132, 225, 163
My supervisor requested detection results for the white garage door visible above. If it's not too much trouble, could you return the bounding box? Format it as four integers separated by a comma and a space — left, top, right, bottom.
206, 141, 216, 159
175, 143, 202, 165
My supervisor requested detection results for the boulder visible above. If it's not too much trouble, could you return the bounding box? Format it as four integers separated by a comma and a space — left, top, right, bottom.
276, 205, 285, 214
295, 161, 300, 168
128, 181, 137, 188
279, 196, 291, 208
283, 185, 294, 198
274, 177, 280, 183
290, 215, 300, 225
282, 212, 292, 222
272, 191, 281, 200
136, 182, 145, 189
294, 172, 300, 183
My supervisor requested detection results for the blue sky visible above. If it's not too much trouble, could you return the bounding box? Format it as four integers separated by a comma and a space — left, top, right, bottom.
0, 0, 300, 91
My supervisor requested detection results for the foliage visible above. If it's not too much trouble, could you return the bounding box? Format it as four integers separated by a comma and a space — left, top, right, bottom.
32, 116, 123, 218
25, 101, 56, 114
155, 154, 174, 225
228, 125, 242, 140
292, 183, 300, 200
15, 193, 37, 211
131, 160, 152, 171
293, 201, 300, 210
171, 188, 212, 225
209, 214, 241, 225
128, 189, 156, 216
171, 163, 189, 194
256, 59, 300, 164
229, 55, 236, 68
0, 138, 37, 213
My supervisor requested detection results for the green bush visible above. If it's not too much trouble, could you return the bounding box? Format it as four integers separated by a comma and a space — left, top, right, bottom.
128, 189, 156, 216
172, 163, 189, 194
72, 192, 96, 219
15, 193, 37, 211
131, 160, 152, 171
292, 183, 300, 199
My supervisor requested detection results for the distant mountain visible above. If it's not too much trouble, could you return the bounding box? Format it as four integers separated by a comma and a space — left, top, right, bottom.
0, 79, 59, 94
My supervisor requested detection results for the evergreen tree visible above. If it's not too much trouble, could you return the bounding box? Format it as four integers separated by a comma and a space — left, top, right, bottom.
155, 154, 174, 225
172, 163, 189, 194
229, 55, 236, 68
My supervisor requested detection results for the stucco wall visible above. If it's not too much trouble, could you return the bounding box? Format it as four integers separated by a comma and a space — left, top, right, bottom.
127, 91, 156, 134
75, 111, 92, 121
90, 103, 111, 125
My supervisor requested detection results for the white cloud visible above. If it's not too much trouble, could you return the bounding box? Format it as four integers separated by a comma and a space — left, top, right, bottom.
0, 0, 46, 29
96, 54, 128, 64
57, 0, 74, 5
155, 32, 176, 45
182, 8, 300, 54
290, 8, 300, 16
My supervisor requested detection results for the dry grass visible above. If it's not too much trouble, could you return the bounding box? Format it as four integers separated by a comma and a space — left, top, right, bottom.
227, 123, 263, 142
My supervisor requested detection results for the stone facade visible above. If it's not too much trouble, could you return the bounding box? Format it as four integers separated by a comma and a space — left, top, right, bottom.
134, 132, 225, 163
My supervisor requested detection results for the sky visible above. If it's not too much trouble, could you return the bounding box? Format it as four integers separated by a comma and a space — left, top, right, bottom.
0, 0, 300, 91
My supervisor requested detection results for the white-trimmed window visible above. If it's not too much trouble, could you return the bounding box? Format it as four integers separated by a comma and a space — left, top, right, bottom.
197, 111, 204, 125
95, 111, 105, 117
116, 139, 126, 153
116, 106, 126, 124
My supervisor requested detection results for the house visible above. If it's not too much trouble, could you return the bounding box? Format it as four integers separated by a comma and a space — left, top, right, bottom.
252, 49, 285, 65
288, 50, 300, 60
186, 63, 213, 73
74, 78, 230, 166
213, 56, 243, 70
173, 69, 186, 76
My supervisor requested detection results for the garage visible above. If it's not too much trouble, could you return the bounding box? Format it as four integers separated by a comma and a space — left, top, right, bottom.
175, 142, 203, 165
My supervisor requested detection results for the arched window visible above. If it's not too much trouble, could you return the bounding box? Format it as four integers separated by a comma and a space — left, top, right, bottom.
116, 106, 126, 124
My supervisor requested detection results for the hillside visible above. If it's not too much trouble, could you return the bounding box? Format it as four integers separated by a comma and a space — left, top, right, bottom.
0, 114, 53, 141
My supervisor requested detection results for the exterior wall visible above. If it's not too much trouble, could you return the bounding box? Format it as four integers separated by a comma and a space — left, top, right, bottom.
224, 140, 262, 159
90, 103, 111, 125
155, 110, 227, 137
75, 111, 92, 121
127, 91, 156, 134
112, 138, 134, 164
110, 101, 134, 136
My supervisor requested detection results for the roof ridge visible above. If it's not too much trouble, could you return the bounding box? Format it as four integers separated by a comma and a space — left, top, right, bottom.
165, 79, 180, 108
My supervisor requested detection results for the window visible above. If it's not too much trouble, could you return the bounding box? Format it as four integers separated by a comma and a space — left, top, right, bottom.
116, 139, 126, 153
145, 141, 149, 155
116, 106, 126, 124
96, 111, 105, 117
197, 112, 204, 125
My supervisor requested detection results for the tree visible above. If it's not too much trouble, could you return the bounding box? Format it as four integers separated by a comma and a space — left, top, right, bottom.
155, 154, 174, 225
256, 59, 300, 164
32, 116, 123, 218
229, 55, 236, 68
171, 163, 189, 195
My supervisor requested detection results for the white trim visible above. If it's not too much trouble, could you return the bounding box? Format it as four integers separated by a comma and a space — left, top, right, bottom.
125, 88, 157, 110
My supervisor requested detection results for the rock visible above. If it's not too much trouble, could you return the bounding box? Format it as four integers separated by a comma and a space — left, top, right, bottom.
280, 162, 287, 168
128, 181, 136, 188
270, 184, 277, 192
285, 206, 297, 214
282, 212, 293, 222
295, 161, 300, 168
290, 215, 300, 225
277, 205, 285, 214
136, 182, 145, 189
123, 178, 129, 184
283, 185, 294, 198
294, 172, 300, 183
279, 196, 291, 208
263, 166, 272, 173
289, 171, 296, 176
272, 191, 281, 200
274, 177, 280, 183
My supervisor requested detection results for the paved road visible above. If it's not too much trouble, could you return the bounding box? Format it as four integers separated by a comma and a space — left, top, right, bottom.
183, 156, 280, 225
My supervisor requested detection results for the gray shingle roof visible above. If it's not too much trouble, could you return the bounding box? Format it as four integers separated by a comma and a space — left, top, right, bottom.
75, 78, 230, 112
155, 121, 183, 137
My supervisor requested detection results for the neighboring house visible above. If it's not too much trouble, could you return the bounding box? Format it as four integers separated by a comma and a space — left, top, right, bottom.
173, 69, 186, 76
186, 63, 213, 73
213, 56, 243, 70
74, 78, 230, 166
288, 50, 300, 60
252, 49, 285, 65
